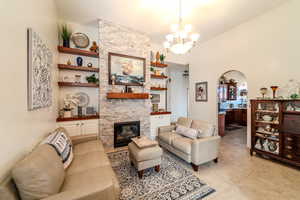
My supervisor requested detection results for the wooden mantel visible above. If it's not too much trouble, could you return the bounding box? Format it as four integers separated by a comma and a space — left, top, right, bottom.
107, 93, 149, 99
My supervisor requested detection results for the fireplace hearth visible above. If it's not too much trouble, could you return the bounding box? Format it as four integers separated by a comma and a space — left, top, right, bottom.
114, 121, 140, 147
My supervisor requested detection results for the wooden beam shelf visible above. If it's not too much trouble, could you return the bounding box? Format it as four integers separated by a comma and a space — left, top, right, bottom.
107, 93, 149, 99
57, 46, 99, 58
56, 115, 99, 122
150, 111, 172, 115
58, 64, 99, 72
151, 74, 168, 79
151, 87, 167, 91
58, 82, 99, 88
150, 62, 168, 68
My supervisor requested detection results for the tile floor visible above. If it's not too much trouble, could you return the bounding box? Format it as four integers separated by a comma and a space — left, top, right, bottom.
106, 127, 300, 200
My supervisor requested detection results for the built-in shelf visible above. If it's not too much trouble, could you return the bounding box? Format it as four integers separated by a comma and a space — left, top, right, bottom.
255, 120, 279, 125
107, 93, 149, 99
57, 46, 99, 58
256, 110, 279, 114
58, 64, 99, 72
58, 82, 99, 88
151, 74, 168, 79
56, 115, 99, 122
150, 62, 168, 68
150, 87, 167, 91
150, 111, 172, 115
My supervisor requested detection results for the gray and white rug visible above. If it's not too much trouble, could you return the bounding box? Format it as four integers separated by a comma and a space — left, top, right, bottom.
108, 150, 215, 200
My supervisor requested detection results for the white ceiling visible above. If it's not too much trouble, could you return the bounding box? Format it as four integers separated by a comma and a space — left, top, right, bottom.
55, 0, 287, 44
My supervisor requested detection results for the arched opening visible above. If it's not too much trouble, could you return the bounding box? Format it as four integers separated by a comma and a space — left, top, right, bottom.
217, 70, 248, 145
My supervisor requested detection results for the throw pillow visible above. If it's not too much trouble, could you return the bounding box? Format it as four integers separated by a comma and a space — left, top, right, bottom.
43, 129, 73, 169
132, 136, 158, 148
12, 144, 65, 200
176, 125, 198, 139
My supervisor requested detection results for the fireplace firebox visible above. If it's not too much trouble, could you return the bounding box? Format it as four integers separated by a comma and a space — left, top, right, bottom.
114, 121, 140, 147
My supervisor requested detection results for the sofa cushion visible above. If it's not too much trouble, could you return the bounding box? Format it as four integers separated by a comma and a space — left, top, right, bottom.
172, 136, 193, 155
176, 125, 198, 139
12, 144, 65, 200
158, 132, 181, 145
73, 140, 105, 155
67, 151, 111, 175
128, 142, 162, 162
191, 120, 215, 137
62, 166, 117, 199
177, 117, 193, 127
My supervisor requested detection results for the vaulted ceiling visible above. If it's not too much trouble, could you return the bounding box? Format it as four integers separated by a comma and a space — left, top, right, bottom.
55, 0, 287, 43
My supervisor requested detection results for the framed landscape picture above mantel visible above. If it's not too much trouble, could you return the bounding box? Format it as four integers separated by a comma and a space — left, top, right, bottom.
108, 52, 146, 86
195, 81, 208, 102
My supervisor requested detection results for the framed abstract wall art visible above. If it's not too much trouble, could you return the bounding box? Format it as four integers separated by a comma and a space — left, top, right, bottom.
195, 81, 208, 102
108, 52, 145, 86
27, 28, 53, 110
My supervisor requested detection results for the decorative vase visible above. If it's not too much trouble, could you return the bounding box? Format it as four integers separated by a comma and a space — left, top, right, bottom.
63, 39, 70, 48
64, 110, 72, 118
270, 86, 279, 99
76, 57, 83, 66
156, 52, 160, 63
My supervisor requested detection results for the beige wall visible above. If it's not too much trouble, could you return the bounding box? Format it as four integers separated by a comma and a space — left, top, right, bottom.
0, 0, 58, 177
188, 0, 300, 147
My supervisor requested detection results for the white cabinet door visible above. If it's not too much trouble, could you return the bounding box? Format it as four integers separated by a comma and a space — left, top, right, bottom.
81, 119, 99, 135
57, 121, 81, 137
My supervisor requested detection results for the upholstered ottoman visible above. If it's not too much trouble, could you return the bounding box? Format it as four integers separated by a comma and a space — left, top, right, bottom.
128, 138, 163, 179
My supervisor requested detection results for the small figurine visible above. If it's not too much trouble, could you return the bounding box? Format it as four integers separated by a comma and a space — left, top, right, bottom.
87, 63, 93, 67
67, 59, 72, 65
76, 57, 83, 66
90, 41, 99, 53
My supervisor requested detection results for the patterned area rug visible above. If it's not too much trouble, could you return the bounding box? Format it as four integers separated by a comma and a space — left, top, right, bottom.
108, 150, 215, 200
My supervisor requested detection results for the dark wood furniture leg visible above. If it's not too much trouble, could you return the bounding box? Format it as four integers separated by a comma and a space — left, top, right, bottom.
138, 170, 144, 179
214, 158, 218, 163
191, 163, 199, 172
131, 161, 134, 166
155, 165, 160, 172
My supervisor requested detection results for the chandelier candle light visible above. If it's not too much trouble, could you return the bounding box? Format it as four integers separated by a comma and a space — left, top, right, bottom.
163, 0, 200, 54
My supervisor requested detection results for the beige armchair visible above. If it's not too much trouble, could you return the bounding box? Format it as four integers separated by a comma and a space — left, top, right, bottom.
158, 117, 221, 171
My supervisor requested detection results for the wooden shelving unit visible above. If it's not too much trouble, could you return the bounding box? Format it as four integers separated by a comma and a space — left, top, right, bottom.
151, 74, 168, 79
107, 93, 149, 99
150, 87, 167, 91
57, 46, 99, 58
58, 82, 99, 88
58, 64, 99, 72
150, 62, 168, 68
150, 111, 171, 115
56, 115, 99, 122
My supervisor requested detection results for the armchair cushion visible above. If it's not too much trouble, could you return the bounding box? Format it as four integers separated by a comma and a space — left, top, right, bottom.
191, 120, 215, 137
158, 132, 181, 145
172, 136, 193, 154
177, 117, 193, 127
158, 125, 176, 134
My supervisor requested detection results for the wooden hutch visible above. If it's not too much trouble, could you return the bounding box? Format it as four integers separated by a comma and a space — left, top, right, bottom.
250, 99, 300, 167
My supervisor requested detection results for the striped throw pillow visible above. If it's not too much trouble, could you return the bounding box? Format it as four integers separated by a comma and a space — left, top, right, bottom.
43, 130, 73, 169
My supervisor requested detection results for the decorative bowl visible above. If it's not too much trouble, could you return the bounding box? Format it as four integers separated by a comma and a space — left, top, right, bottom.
263, 115, 272, 122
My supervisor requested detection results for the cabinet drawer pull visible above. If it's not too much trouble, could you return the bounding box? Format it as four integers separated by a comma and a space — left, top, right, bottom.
286, 154, 293, 159
286, 137, 293, 141
286, 146, 292, 150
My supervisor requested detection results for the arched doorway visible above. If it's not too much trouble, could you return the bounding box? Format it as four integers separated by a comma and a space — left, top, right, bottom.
217, 70, 248, 145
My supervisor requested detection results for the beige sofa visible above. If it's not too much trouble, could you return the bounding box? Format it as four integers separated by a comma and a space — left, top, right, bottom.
0, 133, 120, 200
158, 117, 221, 171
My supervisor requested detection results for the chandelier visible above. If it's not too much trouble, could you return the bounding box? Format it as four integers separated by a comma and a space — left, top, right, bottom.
163, 0, 200, 54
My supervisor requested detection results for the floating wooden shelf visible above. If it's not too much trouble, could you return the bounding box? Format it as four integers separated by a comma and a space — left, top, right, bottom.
58, 82, 99, 88
58, 64, 99, 72
58, 46, 99, 58
150, 111, 172, 115
150, 87, 167, 91
151, 74, 168, 79
150, 62, 168, 68
107, 93, 149, 99
56, 115, 99, 122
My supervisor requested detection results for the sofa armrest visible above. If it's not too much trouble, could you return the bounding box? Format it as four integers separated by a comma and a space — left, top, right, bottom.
71, 134, 98, 145
158, 125, 176, 134
191, 136, 221, 165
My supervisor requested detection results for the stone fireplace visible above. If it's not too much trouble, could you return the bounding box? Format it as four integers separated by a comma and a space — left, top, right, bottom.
98, 19, 151, 147
114, 121, 140, 148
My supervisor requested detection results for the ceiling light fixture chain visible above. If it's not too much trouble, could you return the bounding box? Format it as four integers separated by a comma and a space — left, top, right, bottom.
163, 0, 200, 54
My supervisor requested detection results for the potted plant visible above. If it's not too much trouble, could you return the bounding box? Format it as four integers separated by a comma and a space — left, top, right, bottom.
160, 54, 166, 64
86, 74, 99, 84
60, 24, 72, 48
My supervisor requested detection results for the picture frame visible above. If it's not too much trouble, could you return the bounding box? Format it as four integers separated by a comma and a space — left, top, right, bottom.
108, 52, 146, 86
27, 28, 53, 110
195, 82, 208, 102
